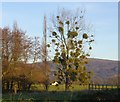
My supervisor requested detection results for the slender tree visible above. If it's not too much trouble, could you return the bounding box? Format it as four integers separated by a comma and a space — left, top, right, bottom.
40, 15, 50, 91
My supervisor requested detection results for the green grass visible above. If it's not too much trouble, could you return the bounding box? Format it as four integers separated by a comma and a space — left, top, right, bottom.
2, 84, 88, 101
31, 84, 118, 91
2, 84, 119, 102
31, 84, 88, 91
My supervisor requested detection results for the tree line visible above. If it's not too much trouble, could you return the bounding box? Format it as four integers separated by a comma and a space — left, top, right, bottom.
1, 22, 50, 92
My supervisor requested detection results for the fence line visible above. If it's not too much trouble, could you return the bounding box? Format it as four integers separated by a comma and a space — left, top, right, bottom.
88, 84, 120, 90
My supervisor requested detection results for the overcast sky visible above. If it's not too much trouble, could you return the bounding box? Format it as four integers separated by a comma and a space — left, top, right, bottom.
1, 2, 118, 61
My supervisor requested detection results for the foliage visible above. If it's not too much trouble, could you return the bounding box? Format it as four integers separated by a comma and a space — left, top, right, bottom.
48, 8, 94, 90
2, 22, 49, 92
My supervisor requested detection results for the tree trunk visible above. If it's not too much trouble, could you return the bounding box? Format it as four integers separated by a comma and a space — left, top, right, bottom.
44, 80, 49, 91
65, 76, 69, 91
28, 83, 32, 91
10, 81, 13, 91
6, 81, 9, 90
17, 81, 20, 91
45, 84, 48, 91
21, 82, 26, 91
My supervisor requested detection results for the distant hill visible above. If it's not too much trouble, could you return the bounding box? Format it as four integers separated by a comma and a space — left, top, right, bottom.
35, 58, 119, 84
86, 58, 118, 83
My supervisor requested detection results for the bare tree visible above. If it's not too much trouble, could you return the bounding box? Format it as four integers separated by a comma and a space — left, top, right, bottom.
2, 22, 51, 92
2, 22, 28, 91
40, 15, 50, 91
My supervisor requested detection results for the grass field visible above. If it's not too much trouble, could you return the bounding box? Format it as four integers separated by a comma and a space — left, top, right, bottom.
2, 89, 119, 102
2, 84, 119, 102
30, 84, 88, 91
